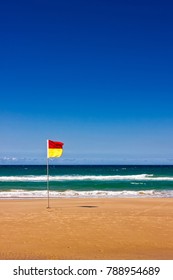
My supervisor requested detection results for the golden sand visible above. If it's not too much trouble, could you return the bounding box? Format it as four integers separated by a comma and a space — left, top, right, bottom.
0, 198, 173, 260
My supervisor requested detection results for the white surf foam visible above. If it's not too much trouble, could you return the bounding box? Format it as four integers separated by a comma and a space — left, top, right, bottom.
0, 189, 173, 199
1, 174, 173, 182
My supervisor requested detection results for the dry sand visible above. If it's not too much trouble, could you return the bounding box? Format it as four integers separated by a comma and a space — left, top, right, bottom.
0, 198, 173, 260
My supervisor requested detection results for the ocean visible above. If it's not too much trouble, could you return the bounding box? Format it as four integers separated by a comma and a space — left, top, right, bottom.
0, 165, 173, 199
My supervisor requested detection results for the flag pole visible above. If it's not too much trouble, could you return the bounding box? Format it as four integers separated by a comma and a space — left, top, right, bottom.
46, 139, 63, 208
47, 140, 50, 208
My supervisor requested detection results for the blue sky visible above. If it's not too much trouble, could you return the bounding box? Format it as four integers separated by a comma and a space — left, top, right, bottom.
0, 0, 173, 164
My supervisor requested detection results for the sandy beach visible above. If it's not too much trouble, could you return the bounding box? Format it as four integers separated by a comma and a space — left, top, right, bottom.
0, 198, 173, 260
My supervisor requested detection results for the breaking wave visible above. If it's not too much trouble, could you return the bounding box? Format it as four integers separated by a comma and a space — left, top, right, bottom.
0, 189, 173, 199
1, 174, 173, 182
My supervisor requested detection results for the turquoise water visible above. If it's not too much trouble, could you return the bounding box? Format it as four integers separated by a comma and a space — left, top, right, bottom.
0, 165, 173, 198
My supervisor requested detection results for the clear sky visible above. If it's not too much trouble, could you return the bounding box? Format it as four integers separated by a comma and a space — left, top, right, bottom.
0, 0, 173, 164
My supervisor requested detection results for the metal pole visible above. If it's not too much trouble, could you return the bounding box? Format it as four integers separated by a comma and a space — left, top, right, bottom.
47, 140, 50, 208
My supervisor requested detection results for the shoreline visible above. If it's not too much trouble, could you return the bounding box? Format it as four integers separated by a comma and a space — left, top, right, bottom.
0, 198, 173, 260
1, 190, 173, 199
1, 195, 173, 200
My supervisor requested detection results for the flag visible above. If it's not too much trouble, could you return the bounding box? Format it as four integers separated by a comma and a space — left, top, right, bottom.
47, 140, 64, 158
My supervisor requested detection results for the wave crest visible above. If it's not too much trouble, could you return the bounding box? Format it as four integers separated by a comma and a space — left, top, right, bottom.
0, 189, 173, 199
1, 174, 173, 182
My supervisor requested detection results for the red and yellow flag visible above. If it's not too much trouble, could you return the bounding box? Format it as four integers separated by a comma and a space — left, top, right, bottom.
47, 140, 64, 158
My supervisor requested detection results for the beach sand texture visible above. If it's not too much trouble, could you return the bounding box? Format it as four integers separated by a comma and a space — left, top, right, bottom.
0, 198, 173, 260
